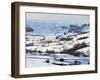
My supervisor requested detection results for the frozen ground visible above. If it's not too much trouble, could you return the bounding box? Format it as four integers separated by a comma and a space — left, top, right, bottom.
25, 54, 58, 67
25, 54, 90, 68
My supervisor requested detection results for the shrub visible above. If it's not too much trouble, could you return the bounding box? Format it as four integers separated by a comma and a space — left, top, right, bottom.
59, 38, 67, 41
37, 50, 43, 53
46, 50, 55, 54
60, 49, 69, 53
59, 58, 64, 62
77, 36, 88, 40
73, 42, 89, 50
66, 37, 73, 41
46, 40, 53, 43
45, 59, 50, 63
71, 51, 84, 56
78, 32, 88, 34
74, 60, 81, 65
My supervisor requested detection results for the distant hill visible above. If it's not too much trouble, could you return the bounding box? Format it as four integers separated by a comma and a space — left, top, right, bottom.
26, 25, 34, 32
26, 20, 89, 36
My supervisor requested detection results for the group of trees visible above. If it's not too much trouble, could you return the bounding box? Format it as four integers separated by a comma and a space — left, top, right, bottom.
60, 42, 89, 57
68, 23, 89, 33
26, 42, 89, 57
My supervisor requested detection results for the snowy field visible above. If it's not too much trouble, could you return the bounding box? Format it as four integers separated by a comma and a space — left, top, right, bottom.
25, 53, 90, 68
25, 54, 58, 67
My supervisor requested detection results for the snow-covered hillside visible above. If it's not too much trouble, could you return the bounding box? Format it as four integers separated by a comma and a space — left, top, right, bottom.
26, 31, 90, 57
25, 22, 90, 67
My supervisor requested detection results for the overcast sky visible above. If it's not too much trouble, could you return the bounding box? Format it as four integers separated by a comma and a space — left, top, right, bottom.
26, 12, 90, 24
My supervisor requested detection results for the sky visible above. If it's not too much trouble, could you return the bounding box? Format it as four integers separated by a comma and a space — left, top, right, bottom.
25, 12, 90, 36
26, 12, 90, 24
